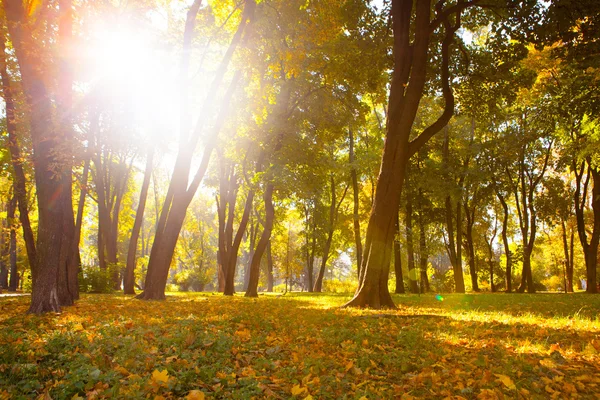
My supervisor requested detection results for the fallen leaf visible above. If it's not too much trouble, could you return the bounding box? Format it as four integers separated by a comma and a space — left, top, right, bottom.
494, 374, 516, 390
185, 390, 205, 400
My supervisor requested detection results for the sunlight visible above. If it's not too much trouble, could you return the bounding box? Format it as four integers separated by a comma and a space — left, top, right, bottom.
81, 17, 180, 141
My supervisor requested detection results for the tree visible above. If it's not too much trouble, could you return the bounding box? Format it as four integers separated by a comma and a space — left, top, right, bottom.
4, 0, 78, 313
344, 0, 475, 307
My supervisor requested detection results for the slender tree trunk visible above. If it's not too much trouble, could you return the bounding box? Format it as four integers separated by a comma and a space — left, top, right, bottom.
349, 129, 362, 278
405, 197, 419, 294
246, 183, 275, 297
0, 199, 10, 289
124, 149, 154, 294
496, 190, 512, 292
417, 201, 429, 293
575, 164, 600, 293
8, 195, 18, 291
393, 212, 404, 293
464, 203, 479, 292
314, 176, 337, 292
224, 186, 255, 295
267, 241, 274, 291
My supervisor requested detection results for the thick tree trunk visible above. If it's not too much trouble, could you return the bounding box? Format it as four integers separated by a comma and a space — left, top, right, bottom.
0, 34, 37, 280
124, 149, 154, 294
345, 0, 462, 306
246, 183, 275, 297
349, 129, 363, 278
5, 0, 72, 313
56, 0, 78, 306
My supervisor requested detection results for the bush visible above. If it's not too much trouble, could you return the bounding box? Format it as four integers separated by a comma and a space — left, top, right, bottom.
79, 264, 118, 293
322, 279, 357, 294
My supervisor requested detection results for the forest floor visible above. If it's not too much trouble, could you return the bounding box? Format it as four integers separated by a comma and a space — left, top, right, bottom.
1, 292, 599, 399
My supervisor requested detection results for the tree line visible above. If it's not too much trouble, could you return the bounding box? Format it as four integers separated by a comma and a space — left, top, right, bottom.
0, 0, 598, 313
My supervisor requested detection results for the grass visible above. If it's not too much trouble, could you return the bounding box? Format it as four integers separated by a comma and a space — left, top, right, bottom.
1, 292, 599, 399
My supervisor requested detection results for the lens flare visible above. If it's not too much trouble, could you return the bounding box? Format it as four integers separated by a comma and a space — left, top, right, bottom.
435, 294, 444, 302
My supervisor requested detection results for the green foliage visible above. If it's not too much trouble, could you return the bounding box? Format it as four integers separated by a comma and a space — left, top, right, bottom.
322, 278, 356, 294
79, 264, 120, 293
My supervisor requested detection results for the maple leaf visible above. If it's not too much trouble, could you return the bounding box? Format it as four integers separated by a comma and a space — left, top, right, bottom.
291, 384, 306, 396
151, 369, 169, 385
494, 374, 516, 390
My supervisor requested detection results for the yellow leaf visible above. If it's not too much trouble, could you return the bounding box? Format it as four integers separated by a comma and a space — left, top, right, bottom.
494, 374, 516, 390
359, 397, 368, 400
151, 369, 169, 385
291, 384, 306, 396
114, 366, 129, 376
304, 396, 314, 400
185, 390, 205, 400
345, 361, 354, 372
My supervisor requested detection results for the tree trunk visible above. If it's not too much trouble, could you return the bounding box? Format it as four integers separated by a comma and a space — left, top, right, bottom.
393, 213, 404, 293
349, 129, 363, 278
124, 149, 154, 294
464, 202, 479, 292
496, 190, 512, 292
405, 197, 419, 294
246, 183, 275, 297
442, 115, 465, 294
5, 0, 72, 313
0, 33, 37, 279
8, 195, 18, 292
314, 176, 337, 293
0, 199, 10, 289
573, 162, 599, 293
266, 240, 274, 292
224, 186, 255, 295
417, 201, 430, 293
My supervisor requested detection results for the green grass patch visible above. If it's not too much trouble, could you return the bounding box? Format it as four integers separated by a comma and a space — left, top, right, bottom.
0, 292, 599, 399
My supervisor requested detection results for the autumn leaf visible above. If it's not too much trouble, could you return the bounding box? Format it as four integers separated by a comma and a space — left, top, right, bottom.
151, 369, 169, 385
494, 374, 516, 390
291, 384, 306, 396
185, 390, 205, 400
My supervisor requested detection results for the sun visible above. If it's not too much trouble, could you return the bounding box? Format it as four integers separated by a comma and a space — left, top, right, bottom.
79, 15, 180, 141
